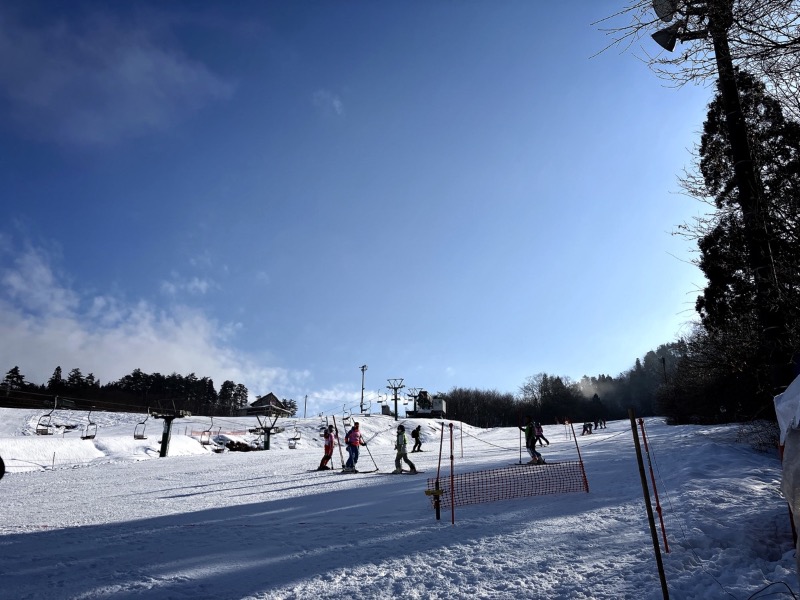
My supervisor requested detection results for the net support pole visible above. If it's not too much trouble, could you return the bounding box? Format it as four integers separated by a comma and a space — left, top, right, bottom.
435, 422, 445, 520
638, 418, 670, 553
628, 408, 669, 600
569, 421, 589, 492
449, 422, 455, 525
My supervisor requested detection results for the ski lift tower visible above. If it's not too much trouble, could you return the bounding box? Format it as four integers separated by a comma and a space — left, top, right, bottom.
250, 405, 292, 450
386, 378, 405, 422
152, 409, 191, 458
407, 388, 420, 415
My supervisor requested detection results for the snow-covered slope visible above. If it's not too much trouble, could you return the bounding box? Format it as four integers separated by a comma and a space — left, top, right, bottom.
0, 412, 796, 599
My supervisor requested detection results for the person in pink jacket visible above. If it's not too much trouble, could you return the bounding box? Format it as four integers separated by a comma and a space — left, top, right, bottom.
344, 422, 366, 472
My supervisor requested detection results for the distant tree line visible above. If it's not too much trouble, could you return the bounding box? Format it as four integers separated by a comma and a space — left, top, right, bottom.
441, 341, 682, 428
2, 365, 250, 417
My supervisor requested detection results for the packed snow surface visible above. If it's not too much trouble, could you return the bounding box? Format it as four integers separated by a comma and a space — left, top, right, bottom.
0, 410, 797, 599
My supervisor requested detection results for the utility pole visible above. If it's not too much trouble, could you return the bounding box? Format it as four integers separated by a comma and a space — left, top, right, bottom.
387, 378, 405, 421
360, 365, 368, 414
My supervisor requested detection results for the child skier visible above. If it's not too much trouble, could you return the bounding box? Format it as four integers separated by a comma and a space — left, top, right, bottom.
534, 422, 549, 446
317, 425, 337, 470
393, 424, 417, 474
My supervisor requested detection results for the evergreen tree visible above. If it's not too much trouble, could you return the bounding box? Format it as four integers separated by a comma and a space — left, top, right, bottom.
47, 366, 65, 392
683, 70, 800, 407
283, 398, 299, 417
218, 380, 236, 415
3, 366, 27, 390
233, 384, 249, 414
66, 368, 85, 389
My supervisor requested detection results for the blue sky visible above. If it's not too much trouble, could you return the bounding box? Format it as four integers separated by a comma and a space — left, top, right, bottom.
0, 1, 712, 415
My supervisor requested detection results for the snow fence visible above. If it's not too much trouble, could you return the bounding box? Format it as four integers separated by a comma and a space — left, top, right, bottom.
426, 461, 589, 510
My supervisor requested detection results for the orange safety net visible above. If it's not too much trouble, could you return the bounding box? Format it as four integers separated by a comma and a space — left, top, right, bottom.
426, 461, 588, 509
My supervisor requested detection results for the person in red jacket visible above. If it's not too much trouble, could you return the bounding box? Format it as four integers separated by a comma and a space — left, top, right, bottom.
344, 422, 366, 472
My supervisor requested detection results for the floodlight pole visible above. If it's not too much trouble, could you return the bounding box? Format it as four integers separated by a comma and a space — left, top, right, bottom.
360, 365, 368, 414
387, 378, 405, 421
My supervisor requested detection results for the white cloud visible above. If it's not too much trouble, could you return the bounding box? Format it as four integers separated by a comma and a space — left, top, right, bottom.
0, 9, 235, 146
0, 244, 308, 401
1, 246, 78, 317
312, 89, 344, 117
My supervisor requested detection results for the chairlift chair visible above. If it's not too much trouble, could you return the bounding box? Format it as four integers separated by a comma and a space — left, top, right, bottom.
36, 412, 54, 435
134, 411, 149, 440
36, 396, 58, 435
199, 417, 213, 445
81, 410, 97, 440
288, 424, 301, 449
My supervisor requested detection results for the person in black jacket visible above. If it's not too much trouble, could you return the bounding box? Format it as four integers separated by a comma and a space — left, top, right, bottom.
411, 425, 422, 452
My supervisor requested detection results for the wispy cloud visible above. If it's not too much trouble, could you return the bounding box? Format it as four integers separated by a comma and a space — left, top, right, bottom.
312, 89, 344, 117
0, 241, 309, 400
2, 245, 78, 317
0, 8, 235, 146
161, 274, 216, 297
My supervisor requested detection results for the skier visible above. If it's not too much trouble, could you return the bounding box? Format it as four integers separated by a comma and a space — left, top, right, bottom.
344, 422, 366, 472
411, 425, 422, 452
317, 425, 337, 470
519, 416, 545, 465
534, 422, 549, 446
393, 424, 417, 474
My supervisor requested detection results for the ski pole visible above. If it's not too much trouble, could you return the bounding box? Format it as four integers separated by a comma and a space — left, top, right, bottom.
362, 439, 379, 471
333, 415, 346, 470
